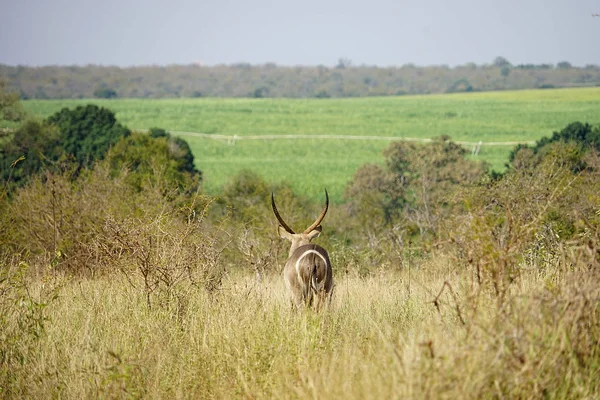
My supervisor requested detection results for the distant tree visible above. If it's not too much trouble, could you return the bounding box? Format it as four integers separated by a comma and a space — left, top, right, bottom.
314, 89, 331, 98
252, 86, 269, 98
493, 56, 511, 68
501, 66, 511, 77
335, 58, 352, 69
93, 87, 118, 99
46, 105, 130, 169
556, 61, 572, 69
149, 127, 169, 138
447, 79, 473, 93
3, 62, 600, 99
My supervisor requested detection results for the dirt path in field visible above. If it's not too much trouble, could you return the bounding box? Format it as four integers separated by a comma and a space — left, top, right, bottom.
164, 130, 535, 147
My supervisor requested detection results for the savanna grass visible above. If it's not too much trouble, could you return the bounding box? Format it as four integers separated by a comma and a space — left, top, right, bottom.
2, 254, 598, 399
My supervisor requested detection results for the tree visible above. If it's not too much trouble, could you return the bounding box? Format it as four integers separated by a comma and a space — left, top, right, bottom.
109, 129, 201, 192
335, 58, 352, 69
46, 105, 130, 169
556, 61, 572, 69
0, 80, 26, 123
149, 127, 197, 174
493, 56, 511, 68
510, 121, 600, 172
346, 136, 488, 239
0, 119, 61, 190
93, 87, 118, 99
447, 79, 473, 93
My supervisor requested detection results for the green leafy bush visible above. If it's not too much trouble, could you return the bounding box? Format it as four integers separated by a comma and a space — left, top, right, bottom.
510, 121, 600, 170
46, 104, 130, 169
345, 136, 488, 242
0, 119, 61, 190
109, 131, 201, 193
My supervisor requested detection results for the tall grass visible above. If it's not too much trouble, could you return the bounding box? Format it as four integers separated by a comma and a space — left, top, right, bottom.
2, 256, 598, 399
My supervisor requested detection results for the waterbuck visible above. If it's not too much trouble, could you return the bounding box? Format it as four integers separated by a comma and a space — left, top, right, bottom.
271, 190, 333, 310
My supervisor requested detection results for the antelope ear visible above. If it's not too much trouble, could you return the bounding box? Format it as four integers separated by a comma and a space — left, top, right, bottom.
278, 225, 294, 241
307, 226, 322, 240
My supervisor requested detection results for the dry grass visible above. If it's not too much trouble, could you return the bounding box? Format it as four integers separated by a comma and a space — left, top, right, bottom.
2, 252, 598, 399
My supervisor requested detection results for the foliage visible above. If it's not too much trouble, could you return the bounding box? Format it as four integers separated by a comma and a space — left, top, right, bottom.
99, 196, 225, 308
0, 80, 26, 123
534, 121, 600, 151
1, 107, 200, 198
0, 119, 61, 190
109, 130, 201, 193
510, 121, 600, 170
0, 160, 209, 276
345, 136, 488, 241
46, 104, 130, 170
447, 140, 600, 303
148, 127, 197, 174
93, 87, 118, 99
2, 60, 600, 99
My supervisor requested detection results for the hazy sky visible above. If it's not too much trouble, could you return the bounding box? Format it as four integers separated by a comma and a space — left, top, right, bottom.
1, 0, 599, 67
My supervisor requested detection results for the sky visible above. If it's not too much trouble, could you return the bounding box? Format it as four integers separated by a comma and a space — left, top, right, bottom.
1, 0, 599, 68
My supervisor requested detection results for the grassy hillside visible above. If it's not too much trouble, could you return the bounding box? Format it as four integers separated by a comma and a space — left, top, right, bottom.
22, 87, 600, 201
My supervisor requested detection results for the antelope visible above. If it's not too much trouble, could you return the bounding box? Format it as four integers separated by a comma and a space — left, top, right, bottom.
271, 190, 333, 310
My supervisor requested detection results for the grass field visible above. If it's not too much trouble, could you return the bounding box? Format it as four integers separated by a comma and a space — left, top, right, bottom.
22, 87, 600, 201
5, 257, 598, 399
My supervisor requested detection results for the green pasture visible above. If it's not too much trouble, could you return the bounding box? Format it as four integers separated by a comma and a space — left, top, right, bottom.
22, 87, 600, 201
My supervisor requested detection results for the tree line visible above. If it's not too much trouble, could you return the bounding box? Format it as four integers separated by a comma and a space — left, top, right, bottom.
1, 57, 599, 99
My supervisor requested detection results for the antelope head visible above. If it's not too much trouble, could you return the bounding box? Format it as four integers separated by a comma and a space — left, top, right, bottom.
271, 190, 333, 310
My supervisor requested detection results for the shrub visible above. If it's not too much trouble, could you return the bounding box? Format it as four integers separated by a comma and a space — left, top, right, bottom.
0, 119, 61, 190
345, 136, 488, 242
109, 131, 201, 193
510, 121, 600, 169
446, 141, 600, 302
46, 104, 130, 170
0, 159, 210, 277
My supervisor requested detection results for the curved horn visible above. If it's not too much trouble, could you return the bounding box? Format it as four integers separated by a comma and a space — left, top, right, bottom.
271, 193, 295, 234
303, 189, 329, 234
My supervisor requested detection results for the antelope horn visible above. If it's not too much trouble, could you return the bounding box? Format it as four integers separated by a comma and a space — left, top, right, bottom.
271, 193, 295, 234
303, 189, 329, 234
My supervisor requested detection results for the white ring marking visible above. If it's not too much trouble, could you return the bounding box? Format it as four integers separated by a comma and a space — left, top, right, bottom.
295, 249, 327, 285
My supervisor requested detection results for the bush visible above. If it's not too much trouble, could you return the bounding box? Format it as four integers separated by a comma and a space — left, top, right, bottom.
109, 131, 201, 193
0, 159, 209, 275
509, 121, 600, 171
93, 87, 118, 99
446, 140, 600, 302
46, 104, 130, 170
345, 136, 488, 242
0, 119, 61, 190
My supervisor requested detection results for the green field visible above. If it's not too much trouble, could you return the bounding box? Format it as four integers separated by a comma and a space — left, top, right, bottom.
23, 87, 600, 201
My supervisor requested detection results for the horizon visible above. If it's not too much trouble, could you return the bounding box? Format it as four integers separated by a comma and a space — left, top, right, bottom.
1, 59, 599, 69
1, 0, 599, 68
